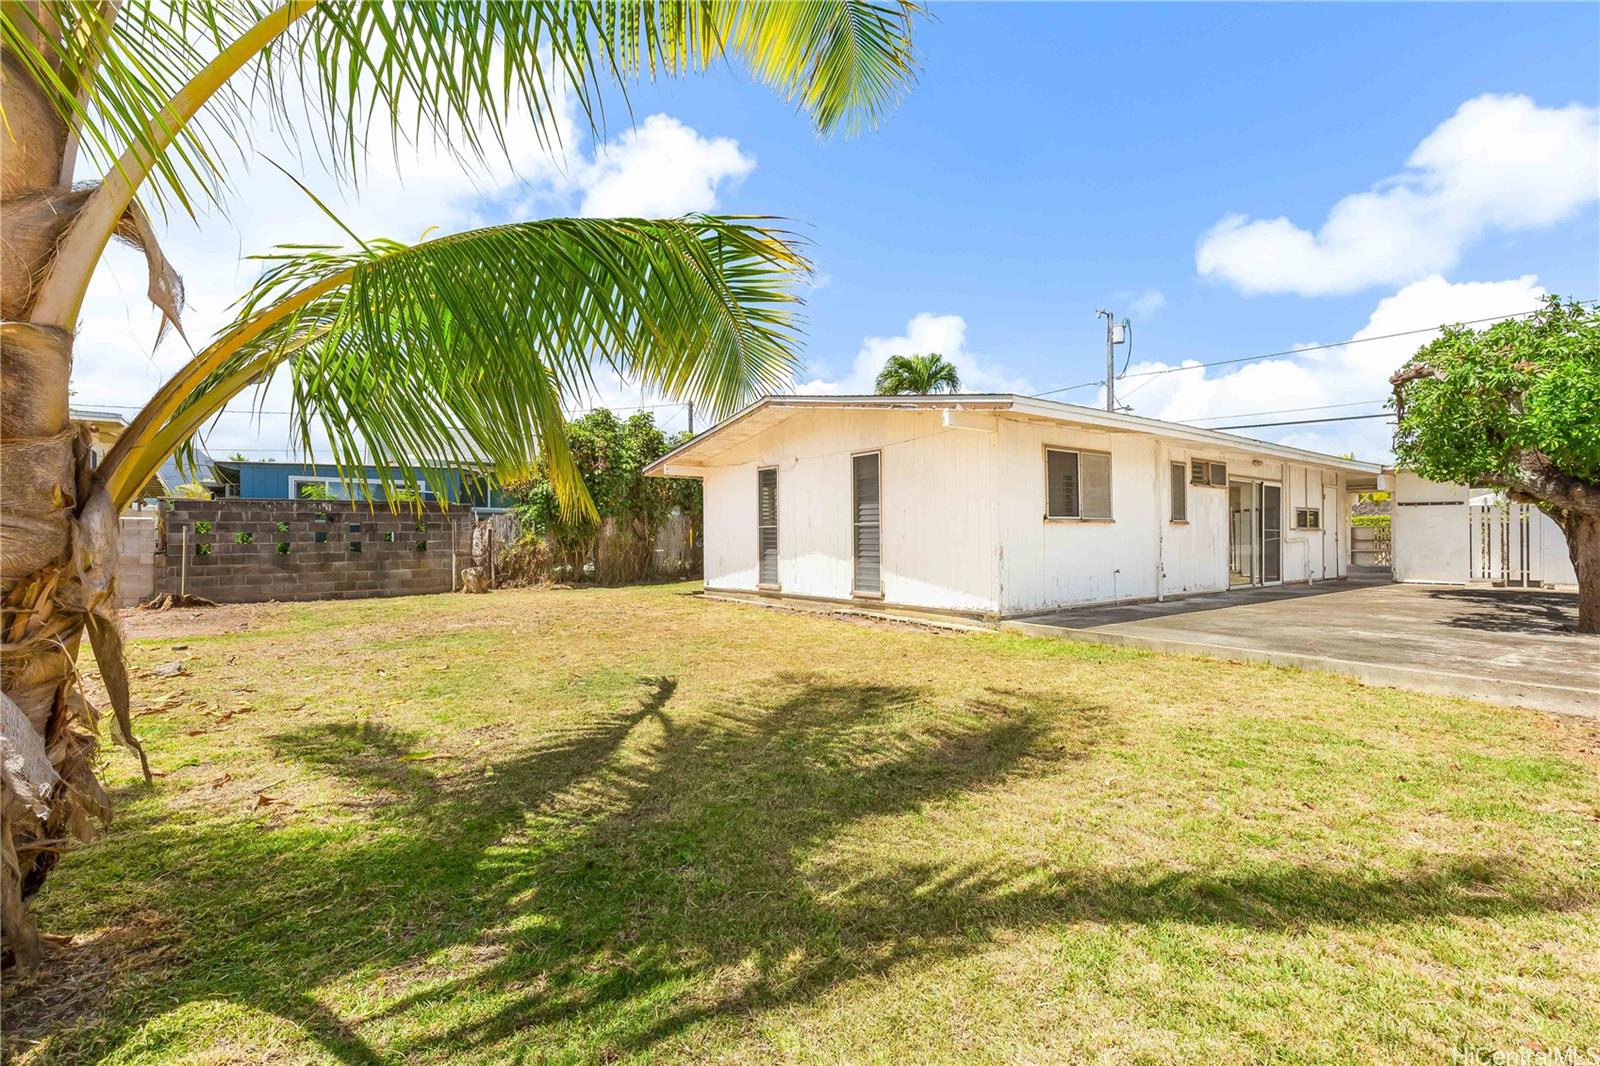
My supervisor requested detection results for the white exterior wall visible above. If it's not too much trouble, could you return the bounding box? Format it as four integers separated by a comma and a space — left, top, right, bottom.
993, 422, 1345, 614
1393, 471, 1577, 587
995, 419, 1162, 612
701, 409, 1001, 612
698, 408, 1354, 617
1391, 472, 1470, 583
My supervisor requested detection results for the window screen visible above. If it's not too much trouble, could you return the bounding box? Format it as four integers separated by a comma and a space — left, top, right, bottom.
1209, 461, 1227, 487
1047, 449, 1111, 519
1295, 508, 1321, 530
1170, 462, 1187, 522
852, 453, 881, 593
757, 467, 778, 586
1081, 452, 1112, 519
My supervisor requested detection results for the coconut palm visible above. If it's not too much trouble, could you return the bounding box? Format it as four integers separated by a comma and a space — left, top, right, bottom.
874, 352, 960, 394
0, 0, 921, 968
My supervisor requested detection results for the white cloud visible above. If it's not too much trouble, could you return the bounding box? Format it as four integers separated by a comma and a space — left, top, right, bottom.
797, 312, 1033, 395
1196, 95, 1599, 296
578, 114, 754, 217
1112, 274, 1548, 460
1120, 288, 1166, 319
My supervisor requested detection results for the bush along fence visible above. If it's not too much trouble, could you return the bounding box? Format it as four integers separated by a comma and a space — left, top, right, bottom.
469, 510, 701, 589
133, 499, 475, 605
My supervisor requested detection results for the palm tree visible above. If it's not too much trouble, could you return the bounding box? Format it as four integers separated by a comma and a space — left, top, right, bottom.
874, 352, 961, 394
0, 0, 920, 968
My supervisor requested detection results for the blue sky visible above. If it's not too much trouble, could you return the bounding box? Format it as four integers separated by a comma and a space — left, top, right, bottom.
73, 2, 1599, 462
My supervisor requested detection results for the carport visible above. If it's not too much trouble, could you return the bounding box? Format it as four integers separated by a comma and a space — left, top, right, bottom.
1004, 576, 1597, 716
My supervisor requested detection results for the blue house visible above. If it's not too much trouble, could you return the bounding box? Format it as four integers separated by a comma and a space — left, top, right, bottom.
210, 459, 509, 513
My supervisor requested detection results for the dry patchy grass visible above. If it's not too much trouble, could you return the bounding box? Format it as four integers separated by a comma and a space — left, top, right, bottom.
4, 582, 1598, 1064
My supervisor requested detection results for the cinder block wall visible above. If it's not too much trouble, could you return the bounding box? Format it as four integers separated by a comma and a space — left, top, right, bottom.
116, 514, 161, 607
158, 499, 474, 604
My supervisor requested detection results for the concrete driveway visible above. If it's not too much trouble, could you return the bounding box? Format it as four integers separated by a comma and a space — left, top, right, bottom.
1003, 577, 1598, 716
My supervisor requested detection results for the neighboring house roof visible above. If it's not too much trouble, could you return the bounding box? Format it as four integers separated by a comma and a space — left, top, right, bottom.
645, 394, 1385, 476
69, 406, 130, 426
154, 448, 218, 494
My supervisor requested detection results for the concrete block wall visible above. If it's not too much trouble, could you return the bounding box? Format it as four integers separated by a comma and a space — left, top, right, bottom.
116, 515, 161, 607
156, 499, 474, 604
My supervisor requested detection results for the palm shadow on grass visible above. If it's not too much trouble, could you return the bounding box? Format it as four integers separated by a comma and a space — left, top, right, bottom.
8, 674, 1588, 1064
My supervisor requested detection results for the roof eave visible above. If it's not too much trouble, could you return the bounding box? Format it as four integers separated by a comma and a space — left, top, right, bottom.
643, 393, 1384, 476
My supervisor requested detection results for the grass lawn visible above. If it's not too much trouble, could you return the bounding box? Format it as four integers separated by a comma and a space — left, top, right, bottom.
5, 582, 1598, 1064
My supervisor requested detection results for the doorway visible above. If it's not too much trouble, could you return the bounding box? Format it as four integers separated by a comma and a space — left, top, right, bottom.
1228, 480, 1282, 586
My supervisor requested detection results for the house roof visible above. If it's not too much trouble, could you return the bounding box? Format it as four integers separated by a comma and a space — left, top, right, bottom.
644, 394, 1385, 476
154, 447, 218, 494
69, 406, 129, 426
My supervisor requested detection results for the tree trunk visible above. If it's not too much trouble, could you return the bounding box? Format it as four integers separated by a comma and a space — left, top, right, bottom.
0, 44, 120, 971
1564, 511, 1600, 635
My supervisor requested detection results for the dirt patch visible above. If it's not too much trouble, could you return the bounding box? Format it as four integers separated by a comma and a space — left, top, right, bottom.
119, 602, 283, 640
1, 909, 183, 1059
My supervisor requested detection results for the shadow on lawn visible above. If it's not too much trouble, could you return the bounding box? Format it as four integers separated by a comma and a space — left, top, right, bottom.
10, 674, 1587, 1064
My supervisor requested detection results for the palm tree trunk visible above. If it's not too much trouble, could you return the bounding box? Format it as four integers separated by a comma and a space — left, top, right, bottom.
1, 43, 122, 971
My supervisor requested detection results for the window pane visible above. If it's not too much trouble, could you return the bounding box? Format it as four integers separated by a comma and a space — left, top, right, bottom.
1081, 452, 1112, 519
1170, 462, 1187, 522
1209, 462, 1227, 487
853, 453, 881, 593
1047, 450, 1079, 518
1191, 460, 1206, 485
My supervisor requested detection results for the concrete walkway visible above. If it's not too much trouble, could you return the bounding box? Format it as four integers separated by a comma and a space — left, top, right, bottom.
1003, 578, 1599, 717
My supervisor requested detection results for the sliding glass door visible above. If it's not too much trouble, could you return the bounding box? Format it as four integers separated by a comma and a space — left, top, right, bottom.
1228, 480, 1283, 586
1261, 483, 1282, 583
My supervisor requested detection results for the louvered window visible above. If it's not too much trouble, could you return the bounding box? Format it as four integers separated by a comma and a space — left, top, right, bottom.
757, 467, 778, 587
1191, 459, 1228, 487
1046, 448, 1112, 519
1170, 462, 1187, 522
852, 452, 881, 594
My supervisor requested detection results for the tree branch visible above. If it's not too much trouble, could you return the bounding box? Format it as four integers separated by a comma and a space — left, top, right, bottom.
1482, 452, 1600, 519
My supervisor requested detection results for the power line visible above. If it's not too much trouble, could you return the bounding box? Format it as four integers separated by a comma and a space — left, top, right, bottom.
1184, 398, 1388, 423
1031, 302, 1582, 400
1210, 412, 1395, 431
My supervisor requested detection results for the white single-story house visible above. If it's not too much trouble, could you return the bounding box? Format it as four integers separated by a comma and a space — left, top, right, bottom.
1391, 470, 1578, 589
645, 394, 1383, 619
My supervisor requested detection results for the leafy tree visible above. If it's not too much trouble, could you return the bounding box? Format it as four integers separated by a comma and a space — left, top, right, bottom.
0, 0, 920, 967
297, 481, 334, 502
1391, 297, 1600, 632
171, 481, 213, 500
874, 352, 961, 395
509, 410, 698, 582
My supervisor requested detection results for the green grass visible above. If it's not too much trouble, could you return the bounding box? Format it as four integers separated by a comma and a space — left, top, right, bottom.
6, 582, 1598, 1064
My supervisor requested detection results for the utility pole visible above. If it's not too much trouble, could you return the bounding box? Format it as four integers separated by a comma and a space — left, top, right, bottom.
687, 400, 695, 435
1097, 308, 1116, 412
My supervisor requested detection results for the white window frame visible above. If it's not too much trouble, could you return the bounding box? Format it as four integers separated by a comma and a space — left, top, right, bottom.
851, 450, 884, 598
289, 476, 436, 502
1293, 507, 1322, 531
1043, 446, 1113, 521
1190, 459, 1228, 487
756, 466, 780, 590
1170, 461, 1188, 524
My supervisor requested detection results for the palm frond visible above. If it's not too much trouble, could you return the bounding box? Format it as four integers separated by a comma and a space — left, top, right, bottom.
1, 1, 920, 217
100, 216, 808, 517
712, 0, 921, 137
